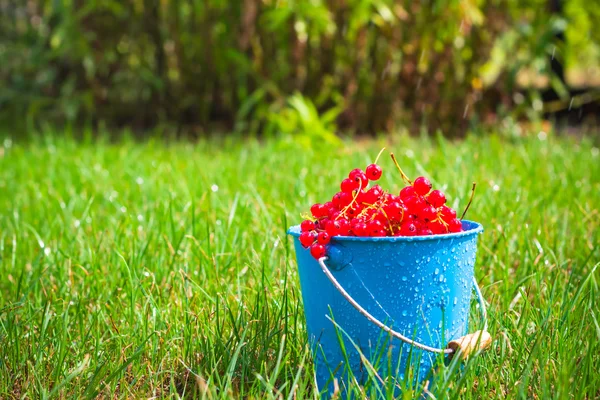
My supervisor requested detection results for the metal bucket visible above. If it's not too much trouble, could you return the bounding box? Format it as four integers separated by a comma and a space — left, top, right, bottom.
287, 220, 485, 397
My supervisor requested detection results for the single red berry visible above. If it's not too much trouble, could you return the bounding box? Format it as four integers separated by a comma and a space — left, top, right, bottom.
367, 220, 384, 236
337, 218, 351, 235
317, 231, 331, 245
399, 222, 417, 236
418, 228, 434, 236
346, 204, 362, 217
328, 209, 340, 220
311, 203, 328, 218
419, 205, 438, 223
341, 178, 358, 193
354, 189, 367, 204
332, 192, 343, 208
413, 176, 432, 196
299, 231, 316, 248
348, 168, 363, 179
427, 190, 446, 208
371, 184, 383, 195
338, 192, 353, 207
362, 191, 377, 205
440, 205, 457, 222
363, 185, 383, 204
315, 218, 330, 231
429, 219, 448, 234
326, 220, 340, 237
349, 169, 368, 189
301, 220, 315, 232
351, 221, 368, 236
449, 218, 463, 233
367, 219, 383, 233
365, 164, 382, 181
404, 196, 425, 213
384, 201, 403, 222
400, 186, 416, 200
412, 220, 424, 231
310, 243, 326, 259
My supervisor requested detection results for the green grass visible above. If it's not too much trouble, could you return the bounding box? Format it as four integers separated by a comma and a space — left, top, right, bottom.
0, 131, 599, 399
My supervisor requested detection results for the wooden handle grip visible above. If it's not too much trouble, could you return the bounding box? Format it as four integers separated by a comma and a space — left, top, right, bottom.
447, 330, 492, 360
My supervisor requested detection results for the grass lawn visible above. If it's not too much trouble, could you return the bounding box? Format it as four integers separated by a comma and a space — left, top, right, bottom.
0, 131, 599, 399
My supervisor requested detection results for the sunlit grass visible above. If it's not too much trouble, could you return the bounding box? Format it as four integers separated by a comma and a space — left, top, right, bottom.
0, 130, 599, 398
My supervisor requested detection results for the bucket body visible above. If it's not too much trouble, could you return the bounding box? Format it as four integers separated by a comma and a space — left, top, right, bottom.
288, 220, 483, 397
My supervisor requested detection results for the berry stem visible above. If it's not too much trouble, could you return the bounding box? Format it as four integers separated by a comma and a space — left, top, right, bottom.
374, 147, 386, 164
300, 212, 315, 221
390, 153, 412, 185
338, 182, 365, 217
378, 207, 395, 234
460, 182, 477, 220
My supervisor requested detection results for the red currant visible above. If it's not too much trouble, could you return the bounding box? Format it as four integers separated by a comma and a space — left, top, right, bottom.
399, 222, 417, 236
325, 220, 340, 237
351, 220, 368, 236
317, 217, 331, 230
368, 220, 385, 236
427, 190, 446, 208
384, 201, 403, 222
400, 186, 416, 200
365, 164, 382, 181
349, 169, 368, 189
440, 205, 457, 222
310, 243, 326, 259
418, 228, 433, 236
317, 231, 331, 245
338, 192, 353, 207
346, 204, 361, 217
419, 205, 438, 223
329, 210, 341, 220
404, 196, 425, 213
429, 219, 448, 234
341, 178, 358, 193
337, 218, 351, 235
299, 231, 316, 247
332, 192, 343, 208
449, 218, 462, 233
300, 220, 315, 232
311, 203, 328, 218
363, 185, 383, 204
413, 176, 432, 196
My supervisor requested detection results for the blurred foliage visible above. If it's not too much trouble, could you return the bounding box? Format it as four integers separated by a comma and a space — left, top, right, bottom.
0, 0, 598, 136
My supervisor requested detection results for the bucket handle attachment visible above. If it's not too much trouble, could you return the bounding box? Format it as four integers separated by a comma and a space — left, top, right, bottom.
318, 257, 492, 358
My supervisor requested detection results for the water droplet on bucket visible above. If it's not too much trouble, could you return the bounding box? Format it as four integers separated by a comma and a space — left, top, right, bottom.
402, 310, 408, 317
434, 268, 439, 275
402, 276, 407, 281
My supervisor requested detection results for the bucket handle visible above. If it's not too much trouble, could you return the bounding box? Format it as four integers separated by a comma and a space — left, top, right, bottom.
318, 257, 491, 358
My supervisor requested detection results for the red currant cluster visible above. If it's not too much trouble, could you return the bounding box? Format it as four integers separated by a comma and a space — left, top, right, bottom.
299, 154, 465, 259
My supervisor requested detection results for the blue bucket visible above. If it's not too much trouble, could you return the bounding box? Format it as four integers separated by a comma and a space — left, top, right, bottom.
287, 220, 485, 397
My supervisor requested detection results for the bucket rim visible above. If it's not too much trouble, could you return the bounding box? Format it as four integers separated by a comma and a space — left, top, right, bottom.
287, 220, 483, 242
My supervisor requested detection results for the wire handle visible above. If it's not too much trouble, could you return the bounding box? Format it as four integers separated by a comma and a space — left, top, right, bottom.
318, 257, 490, 356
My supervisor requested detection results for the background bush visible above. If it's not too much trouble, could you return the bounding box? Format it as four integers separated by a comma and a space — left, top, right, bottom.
1, 0, 598, 136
